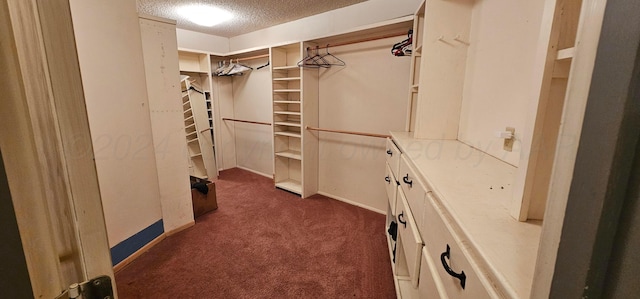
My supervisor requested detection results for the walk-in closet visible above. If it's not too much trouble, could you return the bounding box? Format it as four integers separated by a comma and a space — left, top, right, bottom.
4, 0, 638, 298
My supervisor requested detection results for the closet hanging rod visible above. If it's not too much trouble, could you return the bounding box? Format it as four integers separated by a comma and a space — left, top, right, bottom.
223, 118, 272, 126
305, 126, 390, 139
319, 32, 408, 49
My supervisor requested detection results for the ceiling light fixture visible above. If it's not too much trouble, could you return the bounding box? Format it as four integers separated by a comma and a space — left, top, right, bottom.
177, 4, 233, 27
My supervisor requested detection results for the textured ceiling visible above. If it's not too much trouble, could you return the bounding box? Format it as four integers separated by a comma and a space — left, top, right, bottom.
137, 0, 368, 38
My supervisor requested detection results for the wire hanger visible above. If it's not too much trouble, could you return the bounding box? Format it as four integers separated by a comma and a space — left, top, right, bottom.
256, 61, 270, 70
213, 59, 253, 76
391, 30, 413, 57
320, 44, 345, 67
297, 47, 331, 68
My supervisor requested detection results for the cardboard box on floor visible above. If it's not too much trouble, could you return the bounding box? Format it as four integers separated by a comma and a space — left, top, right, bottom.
191, 182, 217, 218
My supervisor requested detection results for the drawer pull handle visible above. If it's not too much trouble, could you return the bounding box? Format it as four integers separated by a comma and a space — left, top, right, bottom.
440, 244, 466, 289
402, 174, 413, 187
386, 149, 393, 156
397, 212, 407, 228
385, 176, 391, 183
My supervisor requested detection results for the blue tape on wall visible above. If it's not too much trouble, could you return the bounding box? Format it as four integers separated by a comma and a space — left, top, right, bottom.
110, 219, 164, 266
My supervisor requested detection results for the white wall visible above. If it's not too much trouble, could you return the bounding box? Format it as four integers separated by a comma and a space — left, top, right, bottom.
139, 16, 195, 233
457, 0, 546, 166
230, 57, 274, 177
228, 0, 421, 52
177, 28, 229, 54
69, 0, 163, 246
318, 38, 410, 213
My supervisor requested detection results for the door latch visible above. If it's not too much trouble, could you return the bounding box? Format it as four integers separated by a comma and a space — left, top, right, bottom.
55, 275, 113, 299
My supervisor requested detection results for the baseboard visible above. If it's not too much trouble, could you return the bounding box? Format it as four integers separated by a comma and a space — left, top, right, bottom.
166, 220, 195, 236
317, 191, 385, 215
235, 166, 272, 179
113, 233, 166, 273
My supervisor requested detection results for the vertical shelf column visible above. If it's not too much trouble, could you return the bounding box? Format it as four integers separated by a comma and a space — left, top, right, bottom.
406, 1, 426, 132
413, 0, 473, 139
181, 78, 207, 179
301, 42, 319, 198
270, 42, 318, 197
271, 43, 303, 195
179, 50, 218, 179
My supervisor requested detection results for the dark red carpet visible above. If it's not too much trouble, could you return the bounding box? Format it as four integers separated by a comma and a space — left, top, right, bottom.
115, 168, 395, 298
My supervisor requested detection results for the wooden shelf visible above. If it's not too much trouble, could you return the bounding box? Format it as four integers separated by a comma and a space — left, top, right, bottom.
275, 179, 302, 194
187, 138, 198, 144
274, 131, 301, 138
274, 100, 301, 104
270, 42, 318, 199
556, 47, 575, 60
274, 111, 301, 116
190, 153, 202, 158
275, 150, 302, 160
273, 66, 300, 70
179, 69, 208, 74
274, 121, 301, 127
273, 89, 301, 93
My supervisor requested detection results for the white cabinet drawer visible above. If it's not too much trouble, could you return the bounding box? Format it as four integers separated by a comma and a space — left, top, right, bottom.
386, 138, 402, 176
395, 188, 423, 288
423, 194, 491, 299
385, 163, 398, 215
399, 155, 427, 227
419, 247, 447, 299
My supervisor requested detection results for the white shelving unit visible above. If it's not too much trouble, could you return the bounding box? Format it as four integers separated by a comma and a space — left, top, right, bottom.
270, 42, 318, 197
179, 50, 218, 180
181, 78, 207, 179
390, 0, 607, 298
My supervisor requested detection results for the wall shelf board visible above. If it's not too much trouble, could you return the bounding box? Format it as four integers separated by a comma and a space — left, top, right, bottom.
556, 47, 575, 60
275, 179, 302, 194
274, 100, 301, 104
273, 89, 301, 92
274, 131, 301, 138
275, 150, 302, 160
274, 111, 301, 116
273, 66, 299, 70
274, 121, 301, 127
